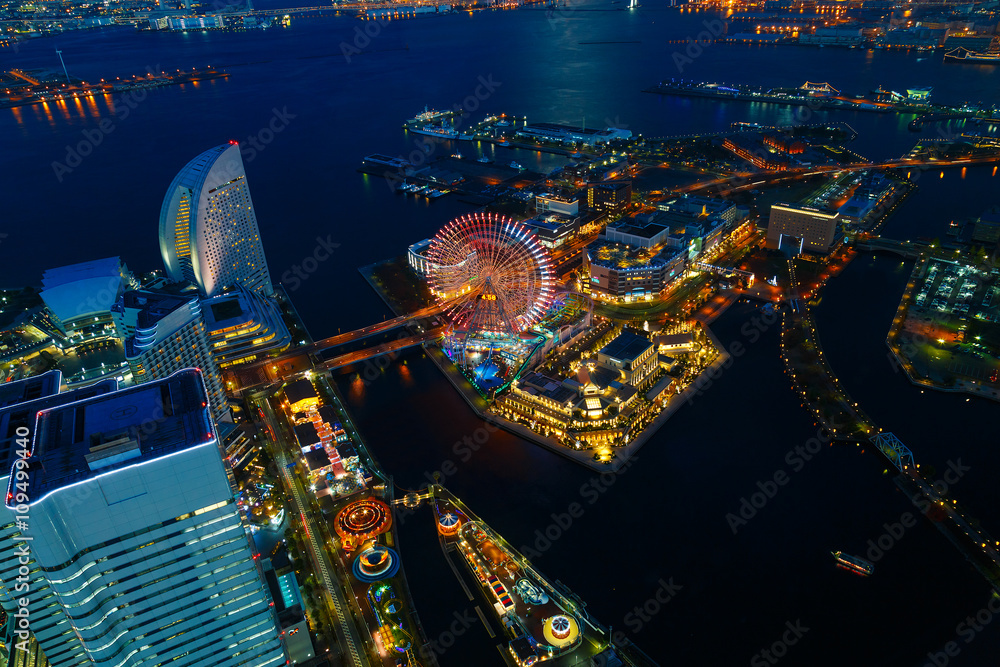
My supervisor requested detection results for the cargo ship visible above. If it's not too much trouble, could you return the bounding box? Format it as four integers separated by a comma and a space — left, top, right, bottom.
831, 551, 874, 576
944, 47, 1000, 65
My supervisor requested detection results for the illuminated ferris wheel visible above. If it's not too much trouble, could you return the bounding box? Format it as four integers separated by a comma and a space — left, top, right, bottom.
426, 213, 555, 339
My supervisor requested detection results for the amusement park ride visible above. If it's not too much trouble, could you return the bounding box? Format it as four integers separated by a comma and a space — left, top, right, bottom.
426, 212, 557, 391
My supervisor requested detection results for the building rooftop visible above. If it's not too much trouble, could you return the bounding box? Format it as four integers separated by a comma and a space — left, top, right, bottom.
119, 290, 201, 350
41, 256, 125, 290
659, 194, 735, 215
0, 370, 61, 410
202, 289, 252, 330
304, 448, 331, 472
612, 382, 638, 404
40, 257, 132, 323
0, 374, 118, 476
524, 214, 577, 233
510, 637, 535, 663
599, 330, 653, 363
294, 423, 321, 449
535, 191, 578, 204
11, 369, 213, 502
573, 364, 620, 390
645, 374, 676, 402
284, 379, 318, 406
518, 372, 577, 404
656, 333, 694, 347
318, 405, 339, 427
772, 202, 839, 219
589, 241, 656, 269
588, 240, 681, 270
609, 218, 669, 240
591, 179, 631, 192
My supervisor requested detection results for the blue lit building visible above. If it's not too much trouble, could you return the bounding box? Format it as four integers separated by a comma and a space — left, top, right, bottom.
112, 288, 229, 425
0, 371, 118, 666
0, 369, 285, 667
39, 257, 136, 337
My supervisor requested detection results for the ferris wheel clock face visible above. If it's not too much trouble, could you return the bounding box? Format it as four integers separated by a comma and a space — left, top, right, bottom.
426, 213, 555, 337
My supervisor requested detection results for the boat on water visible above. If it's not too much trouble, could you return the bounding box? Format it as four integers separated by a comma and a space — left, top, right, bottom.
831, 551, 874, 577
509, 161, 524, 170
496, 138, 511, 146
428, 189, 447, 198
944, 47, 1000, 64
404, 105, 454, 127
364, 153, 410, 170
451, 152, 463, 159
477, 155, 491, 163
409, 123, 472, 140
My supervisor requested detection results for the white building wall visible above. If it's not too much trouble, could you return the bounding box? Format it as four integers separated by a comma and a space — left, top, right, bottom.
160, 144, 273, 299
3, 438, 283, 666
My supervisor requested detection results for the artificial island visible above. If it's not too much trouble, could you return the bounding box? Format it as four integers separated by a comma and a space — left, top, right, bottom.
356, 89, 1000, 471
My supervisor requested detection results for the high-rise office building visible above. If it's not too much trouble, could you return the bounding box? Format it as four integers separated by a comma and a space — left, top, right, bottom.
0, 369, 285, 667
0, 371, 119, 667
159, 143, 273, 298
112, 289, 230, 425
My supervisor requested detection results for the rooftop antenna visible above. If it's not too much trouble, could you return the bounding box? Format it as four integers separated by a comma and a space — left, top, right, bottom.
56, 49, 70, 84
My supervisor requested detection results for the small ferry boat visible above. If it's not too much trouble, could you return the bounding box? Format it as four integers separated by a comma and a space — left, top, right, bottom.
832, 551, 874, 577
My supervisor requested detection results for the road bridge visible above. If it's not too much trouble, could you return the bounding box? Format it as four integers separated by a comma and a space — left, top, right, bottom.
317, 328, 445, 371
855, 237, 922, 259
677, 153, 1000, 197
691, 260, 756, 284
872, 432, 1000, 592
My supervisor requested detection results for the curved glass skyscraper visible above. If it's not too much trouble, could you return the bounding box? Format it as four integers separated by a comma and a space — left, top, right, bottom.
159, 143, 273, 298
